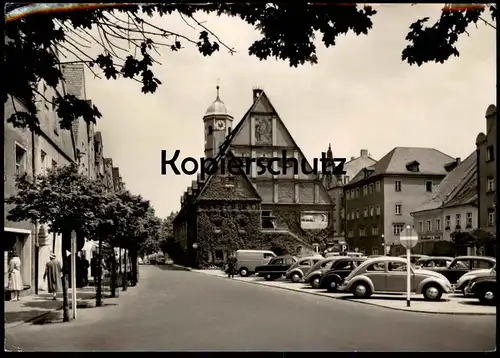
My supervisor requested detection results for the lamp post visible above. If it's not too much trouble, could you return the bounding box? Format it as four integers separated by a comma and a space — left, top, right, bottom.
192, 243, 198, 268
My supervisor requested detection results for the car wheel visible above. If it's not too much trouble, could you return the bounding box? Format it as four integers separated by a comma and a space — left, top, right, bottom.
477, 287, 495, 305
423, 284, 443, 301
352, 282, 371, 298
239, 268, 249, 277
311, 277, 321, 289
265, 274, 275, 281
326, 279, 339, 293
291, 273, 302, 283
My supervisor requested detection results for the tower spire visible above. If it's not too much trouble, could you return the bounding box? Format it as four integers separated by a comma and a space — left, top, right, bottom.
216, 78, 220, 100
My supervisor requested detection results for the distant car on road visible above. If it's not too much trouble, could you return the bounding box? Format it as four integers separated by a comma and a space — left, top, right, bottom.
285, 256, 324, 283
236, 250, 276, 277
466, 270, 496, 305
398, 254, 429, 264
339, 257, 452, 301
255, 255, 298, 281
423, 256, 496, 284
319, 257, 367, 292
304, 257, 344, 289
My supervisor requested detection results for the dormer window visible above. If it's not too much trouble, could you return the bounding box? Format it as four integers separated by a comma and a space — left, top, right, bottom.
363, 167, 374, 178
406, 160, 420, 172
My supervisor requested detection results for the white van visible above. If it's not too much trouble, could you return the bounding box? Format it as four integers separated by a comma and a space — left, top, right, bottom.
235, 250, 276, 277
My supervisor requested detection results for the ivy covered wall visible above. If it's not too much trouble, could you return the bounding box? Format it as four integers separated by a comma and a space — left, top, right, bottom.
269, 205, 335, 251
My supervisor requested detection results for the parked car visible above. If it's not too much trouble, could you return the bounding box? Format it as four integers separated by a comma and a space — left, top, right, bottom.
255, 255, 298, 281
304, 257, 344, 289
339, 257, 452, 301
414, 256, 454, 270
398, 254, 429, 264
319, 257, 368, 292
235, 250, 276, 277
465, 270, 496, 305
285, 256, 324, 283
455, 264, 495, 296
423, 256, 496, 284
325, 252, 340, 258
326, 252, 364, 258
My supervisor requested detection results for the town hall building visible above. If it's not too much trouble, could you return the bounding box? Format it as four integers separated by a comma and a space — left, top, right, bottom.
173, 87, 335, 267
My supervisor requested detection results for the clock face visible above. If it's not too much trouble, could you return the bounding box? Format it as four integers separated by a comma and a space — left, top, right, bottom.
216, 120, 225, 129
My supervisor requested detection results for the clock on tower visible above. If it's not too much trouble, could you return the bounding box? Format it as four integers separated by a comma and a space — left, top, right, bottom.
216, 119, 226, 130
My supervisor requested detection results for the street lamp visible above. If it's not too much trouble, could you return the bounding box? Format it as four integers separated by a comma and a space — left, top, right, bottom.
192, 243, 199, 268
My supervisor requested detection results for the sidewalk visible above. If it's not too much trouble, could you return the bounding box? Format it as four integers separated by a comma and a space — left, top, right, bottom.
4, 285, 113, 329
191, 269, 496, 316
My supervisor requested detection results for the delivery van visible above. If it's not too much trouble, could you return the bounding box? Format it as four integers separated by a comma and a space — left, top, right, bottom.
235, 250, 276, 277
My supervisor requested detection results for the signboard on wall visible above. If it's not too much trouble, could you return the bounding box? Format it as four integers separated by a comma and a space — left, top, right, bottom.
300, 212, 329, 230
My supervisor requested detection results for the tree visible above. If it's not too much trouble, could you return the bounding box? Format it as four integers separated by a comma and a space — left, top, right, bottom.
5, 4, 496, 132
451, 228, 496, 255
159, 212, 177, 257
6, 164, 109, 321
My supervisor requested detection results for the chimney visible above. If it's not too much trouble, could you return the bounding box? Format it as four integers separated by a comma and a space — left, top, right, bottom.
360, 149, 368, 157
456, 157, 461, 165
253, 88, 263, 103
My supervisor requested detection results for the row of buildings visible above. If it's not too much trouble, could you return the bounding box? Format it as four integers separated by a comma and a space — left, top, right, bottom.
173, 86, 496, 266
4, 62, 126, 295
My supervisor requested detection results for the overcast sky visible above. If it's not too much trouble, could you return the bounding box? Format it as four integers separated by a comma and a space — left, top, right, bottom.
81, 4, 496, 217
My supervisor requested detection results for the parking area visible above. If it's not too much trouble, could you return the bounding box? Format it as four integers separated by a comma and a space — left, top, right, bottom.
191, 269, 496, 315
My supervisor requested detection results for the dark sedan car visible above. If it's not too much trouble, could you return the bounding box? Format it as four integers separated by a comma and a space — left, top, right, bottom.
319, 257, 367, 292
424, 256, 496, 284
255, 255, 298, 281
466, 271, 496, 305
414, 256, 454, 269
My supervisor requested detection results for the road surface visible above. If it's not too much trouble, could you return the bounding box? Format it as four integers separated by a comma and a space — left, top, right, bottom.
6, 265, 496, 351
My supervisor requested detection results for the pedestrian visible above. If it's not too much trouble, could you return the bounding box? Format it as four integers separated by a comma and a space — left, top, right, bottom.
227, 251, 237, 279
80, 251, 90, 287
90, 252, 98, 285
8, 251, 24, 301
43, 253, 62, 300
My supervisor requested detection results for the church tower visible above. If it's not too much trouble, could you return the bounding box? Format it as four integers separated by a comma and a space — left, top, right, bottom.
204, 85, 233, 158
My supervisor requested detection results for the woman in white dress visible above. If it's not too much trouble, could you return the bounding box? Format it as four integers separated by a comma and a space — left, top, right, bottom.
8, 251, 24, 301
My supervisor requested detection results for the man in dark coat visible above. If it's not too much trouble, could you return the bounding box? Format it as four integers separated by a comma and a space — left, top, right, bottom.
227, 252, 237, 279
80, 251, 90, 287
90, 252, 98, 285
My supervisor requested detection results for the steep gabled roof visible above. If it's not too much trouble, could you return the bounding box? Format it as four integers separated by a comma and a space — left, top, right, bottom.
176, 88, 335, 220
412, 151, 477, 213
196, 150, 262, 202
349, 147, 454, 186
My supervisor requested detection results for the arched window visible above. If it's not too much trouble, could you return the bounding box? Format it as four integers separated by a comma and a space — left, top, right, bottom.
208, 125, 213, 135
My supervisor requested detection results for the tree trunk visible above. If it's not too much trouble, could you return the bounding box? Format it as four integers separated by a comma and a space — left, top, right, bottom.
61, 239, 70, 322
122, 248, 128, 291
110, 248, 117, 298
130, 249, 138, 286
96, 238, 103, 307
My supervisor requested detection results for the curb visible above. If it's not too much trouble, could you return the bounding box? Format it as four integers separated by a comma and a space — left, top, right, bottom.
172, 264, 193, 271
190, 270, 496, 316
6, 288, 124, 330
6, 304, 64, 330
338, 298, 496, 316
